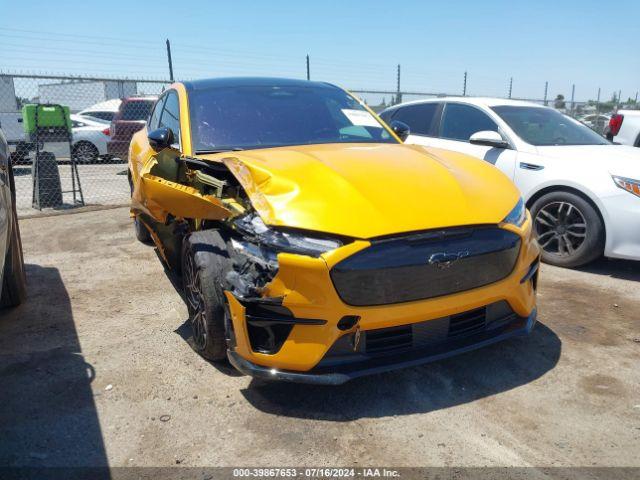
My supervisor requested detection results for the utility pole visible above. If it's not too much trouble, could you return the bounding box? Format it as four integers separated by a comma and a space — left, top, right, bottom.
508, 77, 513, 99
166, 39, 174, 82
463, 71, 467, 96
306, 54, 310, 81
570, 84, 575, 113
543, 81, 548, 106
396, 64, 402, 105
618, 89, 622, 107
596, 87, 601, 114
635, 91, 638, 103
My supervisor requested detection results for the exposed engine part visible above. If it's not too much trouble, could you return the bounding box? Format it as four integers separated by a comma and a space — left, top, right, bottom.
193, 170, 226, 197
226, 237, 279, 299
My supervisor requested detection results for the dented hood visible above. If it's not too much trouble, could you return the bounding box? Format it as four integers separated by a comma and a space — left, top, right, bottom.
202, 143, 520, 239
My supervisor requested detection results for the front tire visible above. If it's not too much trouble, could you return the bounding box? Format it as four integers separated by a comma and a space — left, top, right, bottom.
181, 230, 233, 361
530, 191, 604, 268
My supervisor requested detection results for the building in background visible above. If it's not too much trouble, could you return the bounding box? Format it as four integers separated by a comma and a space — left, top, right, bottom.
38, 80, 137, 112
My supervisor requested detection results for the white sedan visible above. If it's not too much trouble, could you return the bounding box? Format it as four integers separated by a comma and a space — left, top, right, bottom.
380, 98, 640, 267
70, 114, 111, 163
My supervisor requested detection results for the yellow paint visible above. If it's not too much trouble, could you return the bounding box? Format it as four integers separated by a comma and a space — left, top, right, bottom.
204, 142, 520, 238
129, 81, 539, 374
226, 212, 539, 371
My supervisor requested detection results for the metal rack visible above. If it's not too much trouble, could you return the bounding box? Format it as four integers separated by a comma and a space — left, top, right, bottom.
30, 103, 84, 210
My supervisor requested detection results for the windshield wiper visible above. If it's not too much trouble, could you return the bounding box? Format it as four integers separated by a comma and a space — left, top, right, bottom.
195, 147, 245, 154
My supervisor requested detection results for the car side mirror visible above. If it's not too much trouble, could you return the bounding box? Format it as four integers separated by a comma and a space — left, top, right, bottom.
148, 127, 175, 151
469, 130, 509, 149
390, 120, 410, 142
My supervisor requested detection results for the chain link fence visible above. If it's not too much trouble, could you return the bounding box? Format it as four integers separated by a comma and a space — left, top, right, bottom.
1, 74, 169, 217
1, 72, 631, 218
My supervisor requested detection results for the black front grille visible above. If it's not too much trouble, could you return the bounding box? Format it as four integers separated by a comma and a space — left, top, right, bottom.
330, 227, 521, 306
365, 325, 412, 354
448, 307, 486, 338
319, 301, 519, 364
363, 308, 488, 355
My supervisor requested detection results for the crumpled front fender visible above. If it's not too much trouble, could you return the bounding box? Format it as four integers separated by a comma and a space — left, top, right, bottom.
131, 155, 231, 223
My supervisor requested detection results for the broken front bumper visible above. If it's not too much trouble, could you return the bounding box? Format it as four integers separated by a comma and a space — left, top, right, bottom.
224, 218, 540, 381
227, 308, 537, 385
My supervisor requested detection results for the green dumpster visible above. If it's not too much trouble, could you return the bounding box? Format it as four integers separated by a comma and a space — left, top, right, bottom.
22, 104, 71, 142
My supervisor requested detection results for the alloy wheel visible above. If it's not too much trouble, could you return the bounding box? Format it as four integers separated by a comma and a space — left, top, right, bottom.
183, 249, 207, 350
74, 144, 97, 163
534, 201, 587, 257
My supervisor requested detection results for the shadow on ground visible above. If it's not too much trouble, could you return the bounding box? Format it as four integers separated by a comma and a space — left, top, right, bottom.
241, 323, 561, 421
0, 265, 109, 476
575, 258, 640, 282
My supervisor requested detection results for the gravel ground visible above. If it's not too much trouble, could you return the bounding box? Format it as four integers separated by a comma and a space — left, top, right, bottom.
0, 207, 639, 470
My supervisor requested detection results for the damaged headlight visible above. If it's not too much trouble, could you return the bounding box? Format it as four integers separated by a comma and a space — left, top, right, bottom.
502, 197, 526, 227
234, 214, 342, 257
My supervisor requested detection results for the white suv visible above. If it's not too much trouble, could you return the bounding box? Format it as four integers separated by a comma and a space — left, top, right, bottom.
381, 98, 640, 267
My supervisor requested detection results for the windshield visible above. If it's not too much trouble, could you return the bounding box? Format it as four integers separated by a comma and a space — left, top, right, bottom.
492, 106, 609, 146
189, 85, 395, 152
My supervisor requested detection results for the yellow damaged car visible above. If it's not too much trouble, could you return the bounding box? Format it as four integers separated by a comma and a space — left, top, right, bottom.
128, 77, 540, 384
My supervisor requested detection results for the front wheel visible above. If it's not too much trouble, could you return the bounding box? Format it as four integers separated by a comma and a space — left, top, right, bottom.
181, 230, 233, 361
530, 191, 604, 268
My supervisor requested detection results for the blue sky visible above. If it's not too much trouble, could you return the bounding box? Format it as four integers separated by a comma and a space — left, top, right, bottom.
2, 0, 639, 102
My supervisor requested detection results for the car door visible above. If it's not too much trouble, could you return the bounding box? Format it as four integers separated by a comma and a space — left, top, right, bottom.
130, 90, 230, 223
431, 102, 518, 179
384, 102, 442, 146
130, 95, 165, 180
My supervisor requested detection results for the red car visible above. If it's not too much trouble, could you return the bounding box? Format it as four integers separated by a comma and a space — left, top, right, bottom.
106, 96, 156, 160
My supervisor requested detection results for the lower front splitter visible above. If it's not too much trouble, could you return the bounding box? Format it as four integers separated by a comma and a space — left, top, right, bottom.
227, 308, 537, 385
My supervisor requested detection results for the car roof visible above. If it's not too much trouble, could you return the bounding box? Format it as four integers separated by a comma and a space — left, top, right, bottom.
79, 99, 121, 113
182, 77, 339, 92
122, 96, 157, 102
384, 96, 548, 111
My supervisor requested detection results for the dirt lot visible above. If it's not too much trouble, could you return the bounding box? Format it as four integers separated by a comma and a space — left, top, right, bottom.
1, 207, 639, 469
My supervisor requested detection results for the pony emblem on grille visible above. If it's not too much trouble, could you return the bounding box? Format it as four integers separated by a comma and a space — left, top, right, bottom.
428, 251, 470, 270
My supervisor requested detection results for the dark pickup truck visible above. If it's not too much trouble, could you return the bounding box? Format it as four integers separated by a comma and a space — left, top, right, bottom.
107, 96, 156, 161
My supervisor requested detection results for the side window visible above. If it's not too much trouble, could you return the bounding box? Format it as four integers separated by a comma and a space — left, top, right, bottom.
147, 96, 166, 131
159, 92, 181, 145
378, 109, 395, 124
441, 103, 498, 141
392, 103, 439, 136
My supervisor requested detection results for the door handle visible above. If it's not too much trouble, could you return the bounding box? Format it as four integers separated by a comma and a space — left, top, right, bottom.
519, 162, 544, 171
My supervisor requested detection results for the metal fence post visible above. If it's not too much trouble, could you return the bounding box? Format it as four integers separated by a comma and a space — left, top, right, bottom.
396, 64, 402, 105
166, 39, 174, 82
508, 77, 513, 99
543, 81, 548, 106
306, 55, 310, 81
